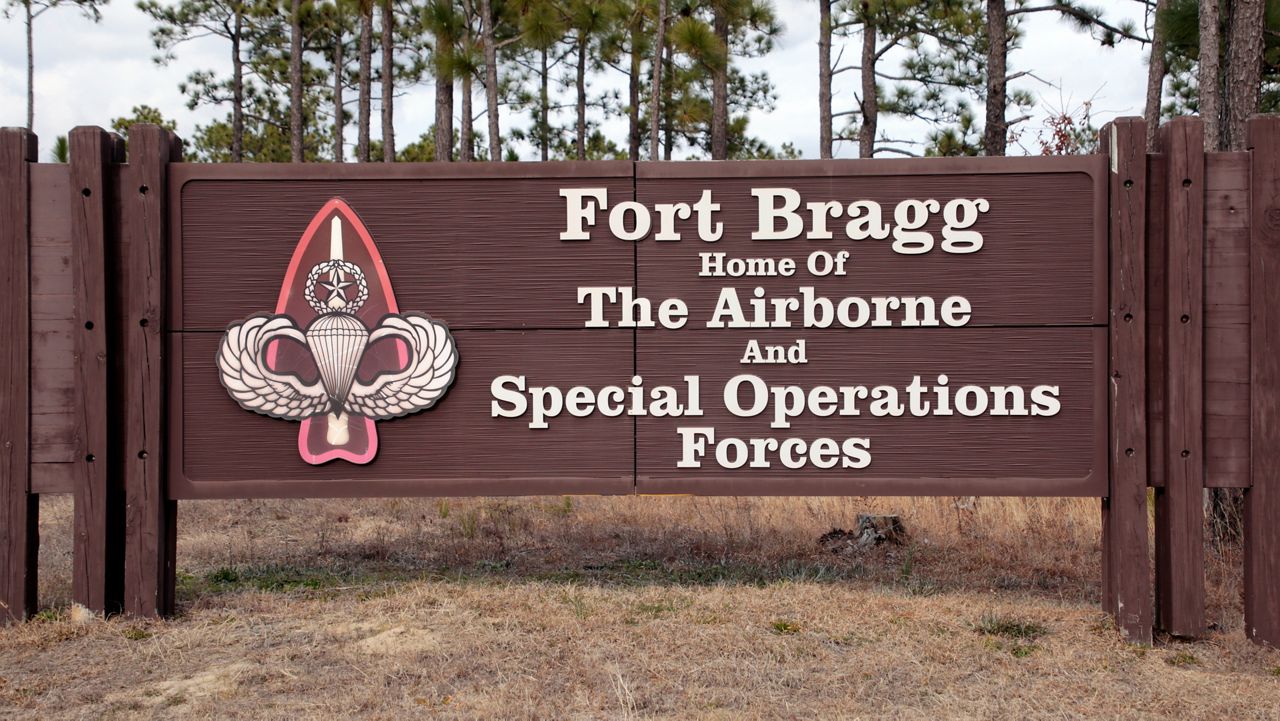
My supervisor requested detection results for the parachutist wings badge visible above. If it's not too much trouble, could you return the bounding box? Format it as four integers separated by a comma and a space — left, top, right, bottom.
216, 199, 458, 465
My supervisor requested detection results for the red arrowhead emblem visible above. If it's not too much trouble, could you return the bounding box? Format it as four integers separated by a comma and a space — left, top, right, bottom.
216, 198, 458, 465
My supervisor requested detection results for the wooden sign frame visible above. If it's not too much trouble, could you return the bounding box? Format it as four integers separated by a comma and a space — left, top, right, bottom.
3, 117, 1280, 650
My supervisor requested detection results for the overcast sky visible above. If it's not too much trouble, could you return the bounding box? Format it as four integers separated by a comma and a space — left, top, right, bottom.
0, 1, 1155, 161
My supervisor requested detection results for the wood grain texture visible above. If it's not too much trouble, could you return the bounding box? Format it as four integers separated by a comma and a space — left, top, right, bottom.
70, 127, 123, 613
1155, 117, 1206, 638
633, 327, 1106, 496
1245, 116, 1280, 647
1203, 152, 1251, 488
1101, 118, 1153, 645
120, 126, 176, 618
29, 165, 76, 464
171, 166, 634, 332
30, 464, 73, 494
1, 128, 38, 623
636, 159, 1106, 328
1146, 154, 1167, 488
172, 329, 635, 498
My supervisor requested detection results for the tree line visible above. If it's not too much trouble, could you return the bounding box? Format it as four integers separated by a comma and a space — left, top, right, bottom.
6, 0, 1278, 162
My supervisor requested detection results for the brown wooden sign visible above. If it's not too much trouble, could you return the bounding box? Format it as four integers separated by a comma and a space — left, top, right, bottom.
168, 157, 1106, 499
9, 118, 1280, 651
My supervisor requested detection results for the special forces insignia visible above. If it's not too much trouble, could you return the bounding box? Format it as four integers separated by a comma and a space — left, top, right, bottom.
216, 199, 458, 465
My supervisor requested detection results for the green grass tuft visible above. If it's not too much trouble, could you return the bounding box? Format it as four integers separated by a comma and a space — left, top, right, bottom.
1166, 651, 1200, 667
976, 613, 1049, 641
771, 619, 802, 635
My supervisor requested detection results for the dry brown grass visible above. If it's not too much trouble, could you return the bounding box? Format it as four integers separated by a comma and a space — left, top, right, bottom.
3, 494, 1278, 719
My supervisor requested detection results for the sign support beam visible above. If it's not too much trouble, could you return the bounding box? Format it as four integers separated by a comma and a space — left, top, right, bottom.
1154, 117, 1206, 638
1102, 118, 1153, 644
0, 128, 38, 623
119, 125, 180, 617
1246, 115, 1280, 646
69, 127, 126, 614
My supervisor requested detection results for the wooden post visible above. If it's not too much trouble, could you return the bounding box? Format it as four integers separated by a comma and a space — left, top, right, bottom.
120, 126, 179, 617
0, 129, 38, 623
1102, 118, 1153, 644
1154, 117, 1206, 638
1246, 115, 1280, 646
69, 127, 124, 613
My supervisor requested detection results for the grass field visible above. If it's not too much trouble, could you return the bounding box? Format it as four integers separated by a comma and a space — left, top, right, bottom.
2, 494, 1278, 719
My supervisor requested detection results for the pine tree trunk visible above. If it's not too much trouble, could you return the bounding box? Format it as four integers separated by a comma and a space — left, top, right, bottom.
710, 6, 729, 159
649, 0, 668, 161
232, 8, 245, 162
539, 46, 549, 161
480, 0, 501, 161
1143, 0, 1169, 152
433, 64, 454, 161
576, 32, 587, 160
461, 71, 474, 161
334, 31, 344, 162
983, 0, 1008, 156
1199, 0, 1222, 150
857, 12, 877, 158
628, 23, 641, 161
662, 42, 673, 160
381, 0, 395, 161
290, 0, 304, 162
818, 0, 832, 159
26, 0, 34, 131
358, 9, 373, 162
1225, 0, 1264, 151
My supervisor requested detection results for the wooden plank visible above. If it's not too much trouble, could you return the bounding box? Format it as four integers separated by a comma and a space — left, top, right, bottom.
31, 463, 74, 494
1102, 118, 1153, 644
0, 128, 38, 623
1245, 116, 1280, 647
1204, 153, 1251, 489
31, 411, 76, 464
1147, 153, 1168, 488
1154, 117, 1206, 638
1101, 124, 1117, 616
120, 126, 176, 617
27, 166, 78, 468
70, 127, 122, 613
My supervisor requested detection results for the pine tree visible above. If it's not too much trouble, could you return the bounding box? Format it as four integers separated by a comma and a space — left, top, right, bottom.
1144, 0, 1171, 151
1161, 0, 1275, 151
660, 0, 779, 158
178, 0, 333, 161
316, 0, 357, 162
140, 0, 259, 160
510, 0, 568, 161
4, 0, 108, 130
425, 0, 463, 161
827, 0, 982, 158
597, 0, 655, 160
649, 0, 668, 159
357, 0, 373, 160
817, 0, 833, 157
982, 1, 1146, 156
566, 0, 615, 159
289, 0, 305, 161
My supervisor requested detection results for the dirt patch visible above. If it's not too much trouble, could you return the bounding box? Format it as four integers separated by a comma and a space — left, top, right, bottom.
348, 624, 442, 657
